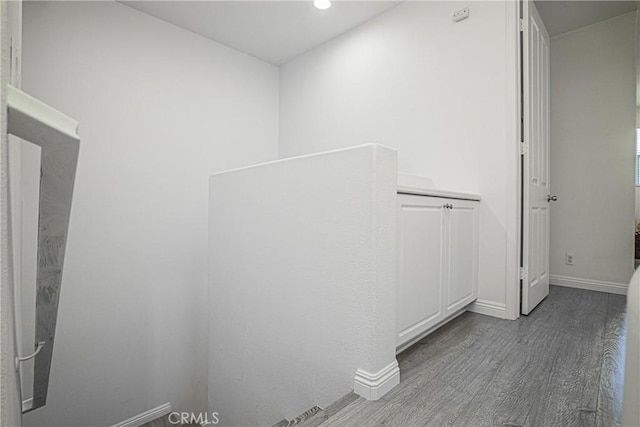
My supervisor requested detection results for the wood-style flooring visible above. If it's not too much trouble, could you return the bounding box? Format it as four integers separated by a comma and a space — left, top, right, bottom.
295, 286, 626, 427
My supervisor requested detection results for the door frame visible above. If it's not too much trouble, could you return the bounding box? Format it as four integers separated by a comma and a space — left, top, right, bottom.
504, 0, 523, 320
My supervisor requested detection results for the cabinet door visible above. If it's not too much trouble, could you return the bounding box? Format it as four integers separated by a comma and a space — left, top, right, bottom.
397, 194, 446, 346
445, 199, 479, 314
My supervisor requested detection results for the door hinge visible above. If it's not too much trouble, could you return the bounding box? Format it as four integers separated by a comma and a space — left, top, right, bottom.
519, 18, 527, 32
519, 267, 527, 280
520, 142, 528, 155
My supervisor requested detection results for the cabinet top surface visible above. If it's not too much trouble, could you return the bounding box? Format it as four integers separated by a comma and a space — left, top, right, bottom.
397, 174, 481, 201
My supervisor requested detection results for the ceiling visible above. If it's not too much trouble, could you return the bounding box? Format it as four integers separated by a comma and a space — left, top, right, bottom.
534, 0, 638, 37
120, 1, 401, 65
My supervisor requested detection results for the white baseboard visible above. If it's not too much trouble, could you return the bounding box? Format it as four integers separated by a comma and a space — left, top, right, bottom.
550, 275, 628, 295
353, 360, 400, 400
467, 299, 507, 319
396, 309, 466, 354
112, 403, 171, 427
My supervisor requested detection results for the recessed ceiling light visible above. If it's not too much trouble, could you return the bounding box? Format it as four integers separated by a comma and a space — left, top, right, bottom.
314, 0, 331, 10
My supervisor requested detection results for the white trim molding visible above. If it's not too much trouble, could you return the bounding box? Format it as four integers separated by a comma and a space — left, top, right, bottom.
111, 403, 172, 427
467, 299, 507, 319
353, 360, 400, 400
550, 275, 628, 295
396, 309, 466, 355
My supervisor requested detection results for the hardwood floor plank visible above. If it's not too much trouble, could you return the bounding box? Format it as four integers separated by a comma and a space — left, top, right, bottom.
449, 326, 565, 427
383, 313, 498, 403
314, 287, 625, 427
320, 398, 404, 426
523, 290, 609, 427
379, 325, 520, 426
596, 294, 627, 427
297, 393, 360, 427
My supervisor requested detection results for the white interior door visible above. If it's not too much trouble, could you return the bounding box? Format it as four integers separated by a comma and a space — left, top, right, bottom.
522, 0, 551, 315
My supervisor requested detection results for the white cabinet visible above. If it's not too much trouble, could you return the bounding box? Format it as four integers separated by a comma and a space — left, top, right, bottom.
396, 195, 445, 346
446, 201, 479, 314
396, 193, 479, 348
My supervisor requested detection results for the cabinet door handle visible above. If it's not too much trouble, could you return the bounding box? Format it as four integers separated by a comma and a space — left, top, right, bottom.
443, 203, 453, 209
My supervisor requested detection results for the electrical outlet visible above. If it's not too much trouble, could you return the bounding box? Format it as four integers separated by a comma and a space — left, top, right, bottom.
566, 252, 574, 266
452, 7, 470, 23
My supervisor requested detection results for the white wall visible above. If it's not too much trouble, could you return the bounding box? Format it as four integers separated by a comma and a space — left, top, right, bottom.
209, 145, 398, 425
21, 2, 278, 425
549, 13, 636, 286
279, 1, 517, 311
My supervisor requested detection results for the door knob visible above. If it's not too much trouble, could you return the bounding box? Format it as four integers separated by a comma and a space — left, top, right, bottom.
547, 195, 558, 202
